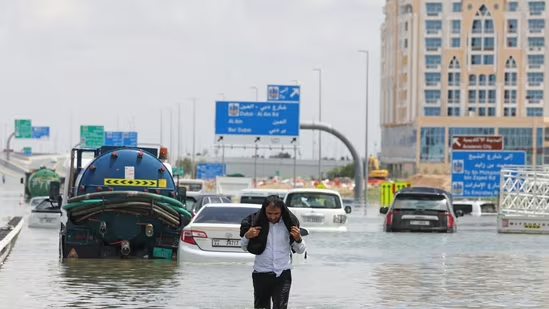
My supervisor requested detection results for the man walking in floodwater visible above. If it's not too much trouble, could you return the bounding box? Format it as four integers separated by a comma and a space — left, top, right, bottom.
240, 195, 306, 309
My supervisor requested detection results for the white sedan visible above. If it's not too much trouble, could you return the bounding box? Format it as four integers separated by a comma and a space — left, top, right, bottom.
178, 203, 309, 263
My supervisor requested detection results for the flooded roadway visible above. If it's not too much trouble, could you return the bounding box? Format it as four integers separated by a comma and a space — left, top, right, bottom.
2, 181, 549, 308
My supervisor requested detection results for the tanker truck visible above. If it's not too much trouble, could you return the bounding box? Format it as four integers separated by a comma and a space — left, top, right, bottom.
58, 145, 192, 260
22, 167, 64, 203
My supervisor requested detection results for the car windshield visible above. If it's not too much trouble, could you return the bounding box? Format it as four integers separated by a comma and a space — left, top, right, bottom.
393, 193, 448, 211
240, 196, 268, 204
35, 199, 60, 211
286, 193, 341, 209
30, 198, 46, 207
193, 206, 259, 224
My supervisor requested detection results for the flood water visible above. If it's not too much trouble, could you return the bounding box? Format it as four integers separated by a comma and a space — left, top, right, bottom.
2, 181, 549, 308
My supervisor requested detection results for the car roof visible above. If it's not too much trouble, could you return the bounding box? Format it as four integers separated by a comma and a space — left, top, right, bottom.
396, 186, 450, 195
186, 192, 226, 197
286, 188, 341, 196
203, 203, 261, 208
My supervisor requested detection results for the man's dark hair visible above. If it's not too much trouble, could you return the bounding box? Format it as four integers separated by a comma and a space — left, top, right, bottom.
262, 195, 282, 209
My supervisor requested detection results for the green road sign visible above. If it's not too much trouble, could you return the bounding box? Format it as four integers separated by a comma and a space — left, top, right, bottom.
23, 147, 32, 156
80, 125, 105, 148
14, 119, 32, 139
172, 167, 184, 176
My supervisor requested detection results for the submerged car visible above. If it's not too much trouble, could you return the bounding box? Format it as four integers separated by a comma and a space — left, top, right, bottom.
28, 198, 62, 229
383, 187, 463, 233
178, 203, 309, 263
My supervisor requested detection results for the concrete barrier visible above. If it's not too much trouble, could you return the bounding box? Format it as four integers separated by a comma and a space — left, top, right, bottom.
0, 216, 24, 266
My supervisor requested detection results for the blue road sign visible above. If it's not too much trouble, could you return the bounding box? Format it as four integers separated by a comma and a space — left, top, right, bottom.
23, 147, 32, 156
214, 101, 300, 145
196, 163, 226, 180
31, 126, 50, 139
104, 131, 124, 146
104, 131, 138, 147
267, 85, 300, 103
451, 151, 526, 198
123, 132, 138, 147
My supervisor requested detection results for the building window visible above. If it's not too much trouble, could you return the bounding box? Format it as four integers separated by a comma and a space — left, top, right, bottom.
420, 127, 445, 162
484, 20, 494, 33
499, 128, 535, 164
484, 55, 494, 65
468, 90, 476, 103
426, 3, 443, 16
424, 107, 441, 116
528, 55, 544, 68
469, 74, 476, 86
505, 72, 518, 86
508, 2, 518, 11
528, 37, 545, 48
448, 107, 460, 116
528, 19, 545, 33
505, 57, 517, 68
451, 38, 461, 48
479, 74, 486, 86
451, 20, 461, 34
526, 90, 544, 103
426, 20, 442, 34
448, 90, 460, 103
471, 55, 482, 65
488, 90, 496, 103
527, 107, 543, 117
452, 2, 462, 12
528, 2, 545, 16
527, 72, 544, 86
484, 37, 495, 50
425, 90, 441, 103
448, 72, 460, 86
504, 90, 517, 103
507, 19, 518, 33
507, 37, 518, 48
425, 38, 442, 51
489, 74, 496, 86
425, 55, 441, 68
425, 72, 441, 86
504, 107, 517, 116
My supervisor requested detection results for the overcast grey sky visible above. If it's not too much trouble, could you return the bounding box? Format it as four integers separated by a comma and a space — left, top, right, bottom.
0, 0, 385, 160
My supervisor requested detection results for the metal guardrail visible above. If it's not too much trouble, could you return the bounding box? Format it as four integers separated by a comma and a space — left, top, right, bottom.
0, 217, 24, 266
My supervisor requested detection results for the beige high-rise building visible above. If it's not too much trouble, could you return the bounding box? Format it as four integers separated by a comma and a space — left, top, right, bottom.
379, 0, 547, 175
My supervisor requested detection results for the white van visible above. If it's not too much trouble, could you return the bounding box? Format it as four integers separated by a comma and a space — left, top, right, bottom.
176, 179, 205, 193
452, 200, 497, 216
239, 188, 288, 204
283, 188, 349, 232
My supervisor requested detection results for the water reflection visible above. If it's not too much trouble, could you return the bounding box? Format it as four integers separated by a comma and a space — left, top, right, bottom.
58, 259, 181, 308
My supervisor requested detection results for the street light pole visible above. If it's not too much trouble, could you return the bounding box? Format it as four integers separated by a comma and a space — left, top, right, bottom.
250, 86, 259, 101
160, 110, 163, 146
177, 103, 181, 168
251, 86, 259, 186
359, 49, 370, 205
169, 108, 173, 162
190, 98, 197, 178
313, 68, 322, 181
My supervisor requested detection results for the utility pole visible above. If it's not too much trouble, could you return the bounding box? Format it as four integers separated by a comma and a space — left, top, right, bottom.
359, 49, 370, 205
313, 68, 323, 181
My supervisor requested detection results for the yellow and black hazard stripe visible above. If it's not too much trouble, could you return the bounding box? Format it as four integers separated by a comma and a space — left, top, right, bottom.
104, 178, 158, 187
524, 223, 541, 229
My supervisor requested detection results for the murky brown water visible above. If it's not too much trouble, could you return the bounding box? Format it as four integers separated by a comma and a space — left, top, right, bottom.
2, 182, 549, 308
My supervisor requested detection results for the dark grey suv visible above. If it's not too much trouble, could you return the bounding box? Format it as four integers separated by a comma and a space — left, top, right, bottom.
383, 187, 463, 233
